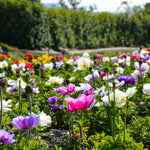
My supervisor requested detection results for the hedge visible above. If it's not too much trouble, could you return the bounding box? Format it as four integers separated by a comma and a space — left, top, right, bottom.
0, 0, 50, 49
0, 0, 150, 49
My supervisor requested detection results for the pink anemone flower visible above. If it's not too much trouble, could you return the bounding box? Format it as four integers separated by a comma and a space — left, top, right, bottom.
60, 83, 75, 95
65, 94, 95, 111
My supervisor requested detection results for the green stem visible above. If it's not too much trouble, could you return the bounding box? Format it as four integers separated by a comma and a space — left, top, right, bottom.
124, 111, 126, 143
80, 111, 84, 150
107, 74, 114, 140
107, 74, 110, 103
19, 79, 21, 115
112, 87, 115, 141
110, 116, 114, 139
140, 66, 144, 88
26, 130, 29, 145
67, 86, 73, 139
37, 129, 39, 141
99, 75, 101, 88
93, 80, 96, 89
19, 130, 22, 142
39, 64, 41, 79
29, 95, 32, 115
0, 86, 3, 129
124, 84, 128, 143
18, 80, 22, 141
68, 104, 71, 138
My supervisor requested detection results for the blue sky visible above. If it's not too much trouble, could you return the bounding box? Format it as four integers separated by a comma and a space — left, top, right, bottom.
41, 0, 150, 12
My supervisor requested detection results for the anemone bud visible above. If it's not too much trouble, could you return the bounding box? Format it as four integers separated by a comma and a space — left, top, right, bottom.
0, 78, 8, 88
25, 85, 33, 95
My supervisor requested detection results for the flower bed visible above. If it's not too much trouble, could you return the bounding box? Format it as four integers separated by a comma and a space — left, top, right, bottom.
0, 49, 150, 149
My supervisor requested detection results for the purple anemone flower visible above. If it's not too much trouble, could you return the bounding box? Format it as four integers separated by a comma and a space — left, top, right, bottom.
0, 73, 5, 78
12, 114, 40, 130
7, 85, 19, 93
29, 79, 36, 87
40, 67, 46, 70
117, 75, 134, 84
59, 105, 66, 109
134, 62, 149, 72
0, 130, 15, 144
50, 104, 66, 113
143, 55, 150, 61
55, 62, 64, 69
47, 96, 59, 104
95, 66, 100, 69
72, 134, 79, 140
29, 79, 36, 82
61, 70, 66, 74
53, 87, 61, 93
50, 105, 58, 113
139, 102, 145, 105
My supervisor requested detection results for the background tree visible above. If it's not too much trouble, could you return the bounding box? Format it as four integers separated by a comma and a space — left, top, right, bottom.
88, 4, 97, 13
59, 0, 68, 9
68, 0, 81, 9
28, 0, 40, 2
144, 3, 150, 14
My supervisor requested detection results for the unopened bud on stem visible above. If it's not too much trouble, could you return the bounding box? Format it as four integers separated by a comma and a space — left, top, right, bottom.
25, 85, 33, 95
0, 78, 8, 88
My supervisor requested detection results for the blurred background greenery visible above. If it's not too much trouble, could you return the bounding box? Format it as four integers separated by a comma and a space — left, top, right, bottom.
0, 0, 150, 50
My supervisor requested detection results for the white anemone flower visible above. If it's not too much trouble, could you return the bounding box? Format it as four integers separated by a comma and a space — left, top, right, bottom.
11, 64, 18, 71
126, 87, 137, 98
75, 83, 91, 92
102, 89, 127, 108
146, 59, 150, 64
11, 62, 26, 71
143, 84, 150, 95
33, 88, 39, 94
46, 76, 64, 85
0, 61, 8, 68
8, 78, 26, 89
126, 56, 131, 66
77, 57, 91, 70
0, 99, 12, 112
82, 53, 90, 58
116, 67, 124, 74
84, 70, 99, 81
111, 56, 118, 63
69, 76, 76, 82
103, 74, 115, 80
67, 59, 75, 65
118, 58, 125, 64
109, 80, 125, 88
44, 63, 54, 70
140, 50, 149, 56
94, 86, 105, 97
39, 111, 52, 127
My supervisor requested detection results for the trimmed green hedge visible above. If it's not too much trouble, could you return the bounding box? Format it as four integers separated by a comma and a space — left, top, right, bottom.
0, 0, 50, 49
0, 42, 18, 51
0, 0, 150, 49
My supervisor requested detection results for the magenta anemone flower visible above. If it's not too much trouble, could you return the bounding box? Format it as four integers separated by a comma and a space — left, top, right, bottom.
0, 130, 15, 144
59, 83, 75, 95
72, 134, 79, 140
65, 94, 95, 111
12, 114, 40, 130
96, 54, 102, 59
100, 72, 105, 78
